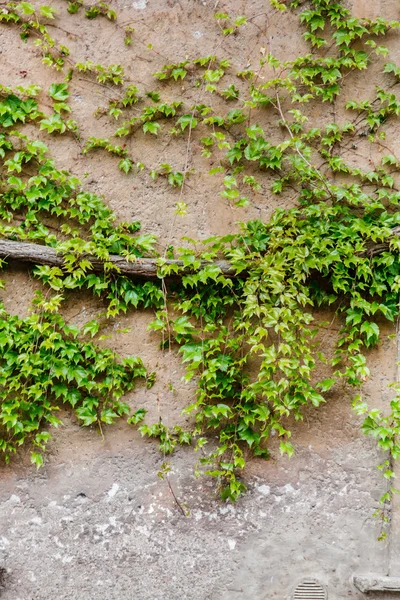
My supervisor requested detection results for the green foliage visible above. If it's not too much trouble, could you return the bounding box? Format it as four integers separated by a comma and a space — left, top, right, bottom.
75, 61, 124, 85
154, 61, 190, 81
139, 422, 192, 454
49, 82, 69, 102
150, 163, 187, 188
124, 26, 134, 46
214, 12, 247, 36
0, 2, 70, 69
63, 0, 116, 20
0, 298, 147, 465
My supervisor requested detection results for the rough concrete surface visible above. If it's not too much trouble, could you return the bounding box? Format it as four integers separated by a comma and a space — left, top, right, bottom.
0, 420, 392, 600
1, 0, 400, 598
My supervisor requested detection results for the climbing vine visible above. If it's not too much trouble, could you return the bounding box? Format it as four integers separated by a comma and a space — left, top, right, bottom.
0, 0, 400, 529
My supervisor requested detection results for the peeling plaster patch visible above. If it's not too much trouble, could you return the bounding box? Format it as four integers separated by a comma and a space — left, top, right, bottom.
132, 0, 147, 8
96, 523, 110, 535
0, 537, 9, 550
136, 525, 151, 538
257, 485, 271, 496
227, 539, 236, 550
219, 505, 235, 515
107, 483, 119, 499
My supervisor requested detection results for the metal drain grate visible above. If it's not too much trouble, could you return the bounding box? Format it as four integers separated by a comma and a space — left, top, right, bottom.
292, 578, 327, 600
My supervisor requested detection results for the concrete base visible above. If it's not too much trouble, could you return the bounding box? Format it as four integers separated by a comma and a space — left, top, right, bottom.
353, 575, 400, 593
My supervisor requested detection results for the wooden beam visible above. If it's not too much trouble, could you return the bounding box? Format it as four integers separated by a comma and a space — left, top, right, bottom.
0, 239, 237, 277
0, 233, 397, 279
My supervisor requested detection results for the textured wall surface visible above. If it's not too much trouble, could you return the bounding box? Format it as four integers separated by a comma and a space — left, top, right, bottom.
1, 0, 400, 598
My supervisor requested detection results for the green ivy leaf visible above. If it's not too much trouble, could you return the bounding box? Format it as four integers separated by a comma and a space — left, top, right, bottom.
39, 5, 56, 18
31, 452, 44, 469
143, 121, 160, 135
49, 83, 69, 101
127, 408, 147, 425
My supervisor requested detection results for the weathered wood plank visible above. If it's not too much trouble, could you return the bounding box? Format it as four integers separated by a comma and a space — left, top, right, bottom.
0, 232, 397, 279
0, 239, 237, 278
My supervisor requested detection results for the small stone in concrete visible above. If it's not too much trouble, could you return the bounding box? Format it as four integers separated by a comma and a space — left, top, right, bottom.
107, 483, 119, 499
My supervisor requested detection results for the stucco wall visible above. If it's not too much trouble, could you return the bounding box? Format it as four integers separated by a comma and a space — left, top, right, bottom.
1, 0, 400, 598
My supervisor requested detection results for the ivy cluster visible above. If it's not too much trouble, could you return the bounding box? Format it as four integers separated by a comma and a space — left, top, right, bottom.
0, 293, 148, 466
